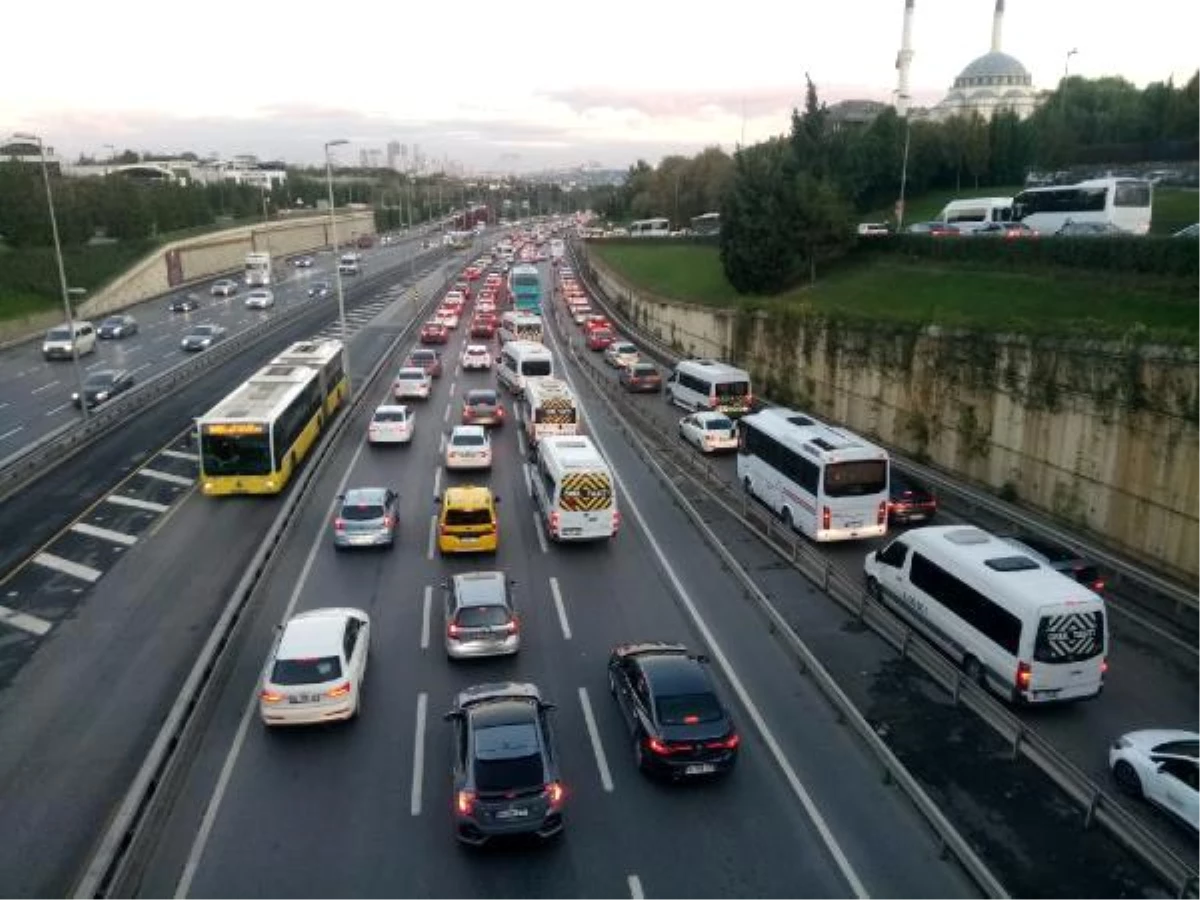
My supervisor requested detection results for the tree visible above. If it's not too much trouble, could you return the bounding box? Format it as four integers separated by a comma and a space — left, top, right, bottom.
719, 139, 802, 294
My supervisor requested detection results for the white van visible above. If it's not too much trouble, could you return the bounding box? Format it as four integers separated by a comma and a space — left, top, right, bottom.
665, 359, 754, 417
43, 321, 97, 361
498, 312, 543, 345
530, 435, 619, 542
863, 525, 1108, 704
496, 340, 554, 396
936, 197, 1013, 233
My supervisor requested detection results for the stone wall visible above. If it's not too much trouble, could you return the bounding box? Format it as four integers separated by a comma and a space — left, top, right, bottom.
577, 243, 1200, 581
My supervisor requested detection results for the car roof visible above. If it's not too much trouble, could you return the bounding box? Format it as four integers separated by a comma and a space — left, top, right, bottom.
466, 389, 498, 401
444, 485, 494, 507
409, 348, 438, 356
277, 609, 354, 659
640, 653, 714, 696
457, 680, 542, 710
999, 534, 1079, 563
396, 367, 428, 377
465, 344, 488, 351
86, 369, 123, 381
373, 404, 409, 415
452, 571, 509, 608
694, 410, 730, 421
343, 486, 390, 506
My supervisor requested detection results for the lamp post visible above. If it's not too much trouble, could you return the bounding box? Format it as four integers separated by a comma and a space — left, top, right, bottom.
13, 132, 90, 421
103, 143, 116, 173
324, 139, 351, 384
1063, 48, 1078, 81
895, 95, 913, 231
407, 177, 416, 276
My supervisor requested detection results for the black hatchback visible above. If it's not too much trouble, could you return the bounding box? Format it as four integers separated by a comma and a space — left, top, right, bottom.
444, 682, 564, 846
169, 294, 201, 313
607, 642, 739, 779
72, 369, 135, 408
887, 470, 938, 525
997, 533, 1106, 595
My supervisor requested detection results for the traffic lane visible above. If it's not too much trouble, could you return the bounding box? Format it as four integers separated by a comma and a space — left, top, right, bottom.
543, 326, 979, 898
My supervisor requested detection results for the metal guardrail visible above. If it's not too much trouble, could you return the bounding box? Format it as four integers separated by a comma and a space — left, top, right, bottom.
72, 261, 460, 899
563, 243, 1199, 899
0, 244, 451, 507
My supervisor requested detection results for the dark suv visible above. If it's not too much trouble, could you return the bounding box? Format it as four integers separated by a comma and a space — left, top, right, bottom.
887, 470, 938, 525
444, 682, 564, 846
607, 642, 739, 779
998, 533, 1106, 594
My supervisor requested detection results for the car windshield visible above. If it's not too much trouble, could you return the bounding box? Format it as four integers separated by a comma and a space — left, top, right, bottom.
467, 391, 497, 405
455, 605, 511, 627
522, 360, 552, 377
445, 508, 493, 527
271, 656, 342, 685
374, 410, 407, 423
411, 351, 434, 361
705, 418, 734, 431
632, 365, 657, 376
655, 692, 724, 725
472, 722, 545, 793
102, 318, 123, 328
452, 434, 486, 447
200, 431, 272, 476
342, 503, 385, 521
47, 327, 71, 340
397, 370, 425, 380
714, 380, 750, 398
191, 327, 216, 336
84, 373, 117, 388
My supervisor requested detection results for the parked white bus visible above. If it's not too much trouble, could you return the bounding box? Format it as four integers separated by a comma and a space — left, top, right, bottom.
936, 197, 1013, 233
863, 525, 1108, 704
245, 252, 272, 287
1010, 177, 1152, 235
530, 435, 619, 542
628, 217, 670, 237
665, 359, 754, 417
496, 340, 554, 396
520, 377, 579, 445
737, 407, 889, 541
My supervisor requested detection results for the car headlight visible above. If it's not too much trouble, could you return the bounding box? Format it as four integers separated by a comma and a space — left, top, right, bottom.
71, 392, 79, 400
201, 339, 211, 346
95, 391, 110, 401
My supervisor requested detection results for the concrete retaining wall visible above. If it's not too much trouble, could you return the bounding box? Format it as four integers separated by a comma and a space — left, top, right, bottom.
577, 242, 1200, 581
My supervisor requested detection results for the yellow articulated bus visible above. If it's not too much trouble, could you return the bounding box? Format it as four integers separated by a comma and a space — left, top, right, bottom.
197, 339, 348, 496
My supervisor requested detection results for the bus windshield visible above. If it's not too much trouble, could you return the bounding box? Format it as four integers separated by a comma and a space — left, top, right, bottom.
201, 432, 273, 476
823, 460, 888, 498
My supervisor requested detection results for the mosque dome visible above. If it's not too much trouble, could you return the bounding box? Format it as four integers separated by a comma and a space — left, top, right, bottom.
954, 51, 1032, 88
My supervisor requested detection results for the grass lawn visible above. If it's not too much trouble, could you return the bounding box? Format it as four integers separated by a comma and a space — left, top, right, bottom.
589, 242, 1197, 345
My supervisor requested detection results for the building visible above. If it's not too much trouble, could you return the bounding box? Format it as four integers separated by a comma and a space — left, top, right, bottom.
387, 140, 401, 171
930, 0, 1043, 121
827, 99, 891, 132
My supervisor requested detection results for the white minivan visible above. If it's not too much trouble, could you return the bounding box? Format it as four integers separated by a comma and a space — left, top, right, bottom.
936, 197, 1013, 234
665, 359, 754, 417
496, 340, 554, 396
43, 321, 97, 361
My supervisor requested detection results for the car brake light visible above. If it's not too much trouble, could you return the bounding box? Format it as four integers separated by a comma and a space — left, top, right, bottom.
647, 737, 675, 755
1092, 579, 1106, 593
327, 682, 352, 698
334, 518, 346, 531
549, 511, 560, 536
505, 617, 519, 635
545, 781, 565, 809
447, 622, 461, 638
1100, 658, 1108, 675
1016, 661, 1032, 692
876, 500, 887, 526
383, 515, 394, 528
705, 733, 741, 750
612, 509, 621, 533
496, 407, 504, 417
821, 506, 831, 531
456, 789, 475, 815
260, 689, 284, 704
463, 408, 474, 419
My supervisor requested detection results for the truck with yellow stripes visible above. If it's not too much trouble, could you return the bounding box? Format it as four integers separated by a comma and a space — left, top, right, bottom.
529, 436, 620, 542
520, 377, 579, 446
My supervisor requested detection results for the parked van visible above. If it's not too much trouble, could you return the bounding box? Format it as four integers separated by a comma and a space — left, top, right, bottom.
863, 525, 1108, 704
43, 321, 97, 361
665, 359, 754, 417
530, 435, 619, 542
936, 197, 1013, 233
496, 340, 554, 396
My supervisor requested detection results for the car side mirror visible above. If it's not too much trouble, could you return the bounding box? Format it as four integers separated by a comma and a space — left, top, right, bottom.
433, 494, 441, 503
539, 702, 556, 712
336, 494, 344, 501
873, 550, 880, 562
695, 654, 711, 664
442, 710, 461, 722
494, 496, 502, 504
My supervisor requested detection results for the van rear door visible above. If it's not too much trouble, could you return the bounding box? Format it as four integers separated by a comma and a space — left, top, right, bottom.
1028, 603, 1106, 700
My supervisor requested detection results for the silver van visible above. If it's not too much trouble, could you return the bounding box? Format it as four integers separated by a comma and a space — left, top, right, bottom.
43, 321, 97, 360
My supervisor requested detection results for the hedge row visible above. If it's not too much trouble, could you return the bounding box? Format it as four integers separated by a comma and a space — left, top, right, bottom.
0, 239, 157, 306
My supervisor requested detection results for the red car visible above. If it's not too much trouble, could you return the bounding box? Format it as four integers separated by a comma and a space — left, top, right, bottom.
453, 280, 472, 300
470, 318, 497, 339
464, 267, 481, 281
405, 348, 443, 378
586, 328, 615, 351
420, 321, 449, 344
583, 316, 612, 334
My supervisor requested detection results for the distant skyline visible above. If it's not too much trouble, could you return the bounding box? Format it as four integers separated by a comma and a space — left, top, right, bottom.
4, 0, 1196, 172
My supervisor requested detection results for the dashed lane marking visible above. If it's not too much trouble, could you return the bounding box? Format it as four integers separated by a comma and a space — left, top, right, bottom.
0, 605, 52, 637
70, 522, 138, 546
578, 687, 614, 792
138, 468, 194, 487
160, 449, 200, 462
32, 552, 102, 583
105, 495, 169, 513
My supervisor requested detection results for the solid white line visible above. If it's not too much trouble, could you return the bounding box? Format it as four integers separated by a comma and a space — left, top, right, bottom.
546, 304, 869, 898
130, 363, 152, 376
0, 605, 53, 637
71, 522, 137, 547
427, 515, 437, 560
522, 462, 532, 498
517, 428, 527, 457
411, 692, 428, 816
31, 380, 60, 395
628, 874, 645, 899
0, 426, 24, 441
532, 511, 549, 554
32, 552, 102, 583
105, 494, 169, 512
577, 687, 614, 793
139, 467, 193, 486
173, 439, 369, 899
161, 449, 200, 461
433, 467, 442, 498
45, 403, 70, 416
549, 576, 572, 640
421, 586, 432, 650
86, 360, 105, 370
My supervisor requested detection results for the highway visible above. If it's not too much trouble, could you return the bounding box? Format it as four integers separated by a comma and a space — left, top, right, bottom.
129, 262, 977, 898
553, 256, 1200, 882
0, 233, 427, 454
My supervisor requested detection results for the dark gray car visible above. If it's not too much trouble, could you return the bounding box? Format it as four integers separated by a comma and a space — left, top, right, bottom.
72, 369, 135, 408
98, 314, 138, 339
332, 487, 398, 550
997, 533, 1106, 594
444, 682, 564, 846
461, 389, 505, 427
181, 323, 227, 351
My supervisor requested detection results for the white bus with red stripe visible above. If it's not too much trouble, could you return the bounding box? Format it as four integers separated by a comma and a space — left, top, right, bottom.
736, 407, 889, 542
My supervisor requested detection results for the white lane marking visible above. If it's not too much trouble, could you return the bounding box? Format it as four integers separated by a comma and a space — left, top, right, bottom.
86, 360, 105, 370
45, 403, 70, 416
161, 353, 176, 361
173, 439, 369, 899
0, 426, 24, 441
448, 380, 456, 395
577, 687, 614, 793
432, 467, 442, 498
411, 692, 428, 816
442, 404, 450, 423
628, 874, 645, 899
105, 494, 168, 512
522, 462, 532, 498
0, 605, 53, 637
531, 511, 548, 555
438, 433, 446, 454
138, 467, 193, 486
546, 306, 870, 898
161, 449, 200, 462
421, 586, 432, 650
130, 363, 152, 376
31, 380, 60, 395
153, 334, 171, 342
517, 427, 527, 457
427, 515, 437, 560
32, 552, 101, 583
71, 522, 137, 546
549, 577, 572, 640
0, 402, 7, 410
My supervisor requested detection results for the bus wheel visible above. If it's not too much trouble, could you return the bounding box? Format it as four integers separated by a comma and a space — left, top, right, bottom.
780, 507, 794, 532
962, 656, 985, 688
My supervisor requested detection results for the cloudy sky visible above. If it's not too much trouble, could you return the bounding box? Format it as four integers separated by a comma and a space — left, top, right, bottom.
4, 0, 1196, 172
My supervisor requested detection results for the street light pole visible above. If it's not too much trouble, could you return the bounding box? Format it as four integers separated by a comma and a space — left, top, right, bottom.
14, 132, 90, 421
324, 139, 351, 385
1064, 47, 1078, 81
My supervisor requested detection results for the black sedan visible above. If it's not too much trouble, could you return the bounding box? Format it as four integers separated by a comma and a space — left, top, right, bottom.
308, 281, 332, 299
607, 642, 739, 779
169, 294, 201, 313
444, 682, 564, 846
98, 314, 138, 339
887, 470, 938, 526
72, 369, 135, 408
180, 323, 227, 352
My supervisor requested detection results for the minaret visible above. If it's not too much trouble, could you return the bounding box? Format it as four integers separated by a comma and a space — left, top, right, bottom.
895, 0, 915, 116
991, 0, 1005, 52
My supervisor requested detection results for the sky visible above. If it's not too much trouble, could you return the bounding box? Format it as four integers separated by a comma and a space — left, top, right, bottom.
4, 0, 1196, 173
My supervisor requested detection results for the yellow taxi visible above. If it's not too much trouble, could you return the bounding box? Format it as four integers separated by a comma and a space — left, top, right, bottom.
437, 485, 500, 554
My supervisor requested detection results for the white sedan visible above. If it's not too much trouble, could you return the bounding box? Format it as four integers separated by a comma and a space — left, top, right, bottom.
259, 607, 370, 726
445, 425, 493, 470
392, 367, 432, 400
368, 404, 414, 444
462, 344, 493, 371
604, 341, 639, 368
678, 411, 739, 453
1109, 729, 1198, 831
436, 308, 460, 329
244, 289, 275, 309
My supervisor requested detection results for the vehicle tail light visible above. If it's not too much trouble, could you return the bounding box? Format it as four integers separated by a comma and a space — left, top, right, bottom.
545, 781, 565, 810
1092, 579, 1106, 594
334, 518, 346, 532
876, 501, 887, 526
383, 515, 394, 528
647, 737, 680, 756
549, 511, 560, 536
440, 524, 452, 536
1100, 658, 1108, 676
705, 733, 741, 751
1016, 661, 1032, 692
612, 510, 621, 533
496, 406, 504, 417
327, 682, 352, 698
447, 622, 461, 638
260, 689, 284, 704
463, 408, 474, 419
821, 506, 831, 532
456, 790, 475, 816
505, 617, 519, 635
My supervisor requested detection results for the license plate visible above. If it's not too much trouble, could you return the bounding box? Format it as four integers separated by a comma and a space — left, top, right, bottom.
459, 536, 476, 543
563, 527, 581, 535
843, 520, 863, 529
495, 807, 529, 819
907, 513, 927, 521
684, 764, 716, 775
288, 694, 318, 704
